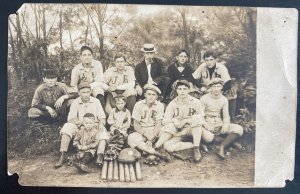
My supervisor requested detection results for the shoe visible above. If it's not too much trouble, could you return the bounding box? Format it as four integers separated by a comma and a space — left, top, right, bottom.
232, 142, 242, 150
54, 152, 66, 168
95, 153, 104, 167
193, 146, 201, 162
216, 145, 225, 159
80, 163, 92, 173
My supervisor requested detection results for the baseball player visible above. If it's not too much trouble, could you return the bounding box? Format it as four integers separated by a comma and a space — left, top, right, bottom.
154, 80, 205, 162
70, 46, 106, 108
199, 78, 243, 159
192, 50, 237, 119
107, 95, 131, 137
103, 53, 136, 114
28, 69, 77, 122
127, 84, 166, 158
54, 82, 108, 168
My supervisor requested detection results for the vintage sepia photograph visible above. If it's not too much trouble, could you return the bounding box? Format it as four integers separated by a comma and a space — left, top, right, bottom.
7, 3, 257, 187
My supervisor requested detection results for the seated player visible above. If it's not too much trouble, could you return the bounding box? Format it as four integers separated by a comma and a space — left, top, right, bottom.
167, 49, 201, 100
70, 46, 106, 108
107, 95, 131, 137
200, 78, 243, 159
127, 84, 168, 160
154, 80, 204, 162
54, 83, 108, 168
28, 69, 77, 122
103, 53, 136, 114
72, 113, 100, 173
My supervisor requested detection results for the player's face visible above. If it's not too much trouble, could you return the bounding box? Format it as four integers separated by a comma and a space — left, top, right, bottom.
115, 57, 126, 71
43, 77, 57, 87
176, 85, 190, 98
144, 52, 155, 62
83, 117, 96, 131
145, 90, 158, 104
204, 56, 217, 68
176, 52, 188, 65
115, 100, 126, 110
80, 50, 93, 65
210, 83, 223, 96
79, 88, 91, 102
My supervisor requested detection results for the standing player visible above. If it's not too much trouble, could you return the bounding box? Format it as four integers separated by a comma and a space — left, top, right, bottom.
127, 84, 167, 158
154, 80, 204, 162
70, 46, 106, 108
200, 78, 243, 159
103, 53, 136, 114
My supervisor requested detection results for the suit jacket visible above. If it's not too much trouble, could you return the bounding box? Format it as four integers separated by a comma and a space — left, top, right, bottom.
135, 57, 167, 87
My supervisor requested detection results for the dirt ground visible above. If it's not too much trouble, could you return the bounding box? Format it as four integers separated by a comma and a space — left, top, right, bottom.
8, 147, 254, 188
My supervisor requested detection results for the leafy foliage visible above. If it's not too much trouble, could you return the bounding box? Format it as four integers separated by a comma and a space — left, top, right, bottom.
8, 5, 256, 156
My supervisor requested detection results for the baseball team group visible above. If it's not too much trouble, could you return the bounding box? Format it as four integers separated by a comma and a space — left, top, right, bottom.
27, 43, 244, 173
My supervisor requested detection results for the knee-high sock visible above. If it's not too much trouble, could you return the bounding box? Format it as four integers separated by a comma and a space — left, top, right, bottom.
220, 133, 239, 149
137, 142, 156, 154
155, 132, 172, 148
60, 134, 71, 152
192, 126, 203, 147
173, 142, 194, 151
97, 140, 106, 154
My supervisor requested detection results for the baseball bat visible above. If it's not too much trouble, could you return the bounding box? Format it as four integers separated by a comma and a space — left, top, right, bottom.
101, 161, 108, 180
119, 163, 125, 182
129, 163, 136, 182
107, 160, 113, 181
113, 160, 119, 181
135, 160, 142, 181
124, 164, 130, 182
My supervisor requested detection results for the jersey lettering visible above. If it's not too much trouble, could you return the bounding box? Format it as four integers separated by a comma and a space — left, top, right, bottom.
111, 76, 118, 84
151, 110, 157, 120
123, 75, 128, 83
188, 108, 196, 116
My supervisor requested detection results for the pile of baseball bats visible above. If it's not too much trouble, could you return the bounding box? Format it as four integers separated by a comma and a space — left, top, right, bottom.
101, 160, 142, 182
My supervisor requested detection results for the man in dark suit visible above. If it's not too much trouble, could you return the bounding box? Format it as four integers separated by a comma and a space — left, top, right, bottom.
135, 44, 171, 101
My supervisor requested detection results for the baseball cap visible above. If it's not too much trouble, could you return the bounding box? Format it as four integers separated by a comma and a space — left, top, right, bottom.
207, 78, 224, 88
175, 80, 190, 89
43, 69, 58, 78
144, 84, 161, 94
77, 82, 91, 90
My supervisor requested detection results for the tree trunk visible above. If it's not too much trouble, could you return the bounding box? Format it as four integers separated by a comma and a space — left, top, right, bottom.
8, 22, 22, 79
181, 8, 188, 50
42, 5, 48, 59
59, 8, 63, 65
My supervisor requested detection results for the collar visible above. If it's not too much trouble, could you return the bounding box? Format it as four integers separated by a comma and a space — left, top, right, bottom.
78, 61, 95, 70
175, 61, 186, 68
141, 99, 158, 106
115, 107, 127, 112
174, 95, 194, 103
78, 97, 94, 104
113, 66, 127, 73
43, 83, 58, 90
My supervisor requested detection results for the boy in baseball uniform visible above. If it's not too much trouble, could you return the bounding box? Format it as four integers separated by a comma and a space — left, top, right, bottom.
103, 53, 136, 114
154, 80, 205, 162
127, 84, 167, 159
200, 78, 243, 159
107, 95, 131, 137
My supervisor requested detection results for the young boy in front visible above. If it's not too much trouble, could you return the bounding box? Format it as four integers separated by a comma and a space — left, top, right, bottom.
107, 95, 131, 137
72, 113, 100, 173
